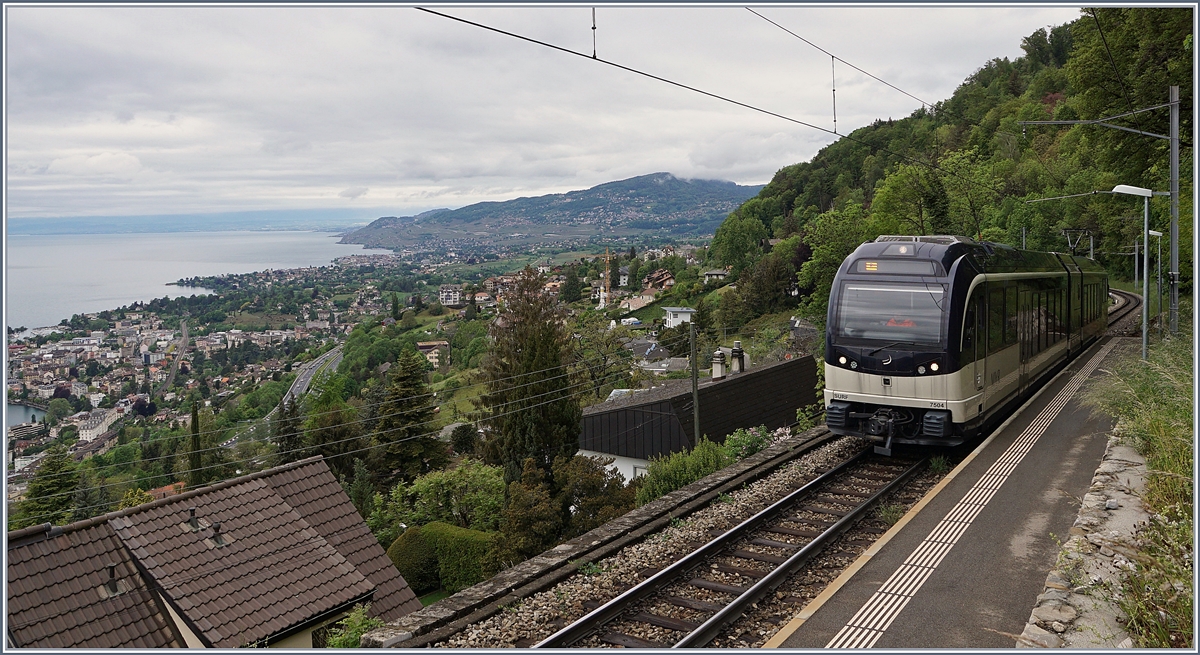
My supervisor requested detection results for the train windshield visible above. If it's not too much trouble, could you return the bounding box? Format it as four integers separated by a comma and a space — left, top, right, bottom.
836, 283, 946, 344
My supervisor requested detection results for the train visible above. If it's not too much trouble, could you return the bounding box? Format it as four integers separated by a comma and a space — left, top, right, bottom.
822, 235, 1108, 454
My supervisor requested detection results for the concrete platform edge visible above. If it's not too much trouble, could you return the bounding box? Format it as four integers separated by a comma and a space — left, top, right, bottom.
764, 337, 1116, 649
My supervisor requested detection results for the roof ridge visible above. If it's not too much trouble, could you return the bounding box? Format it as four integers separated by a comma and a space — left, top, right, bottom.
6, 455, 326, 543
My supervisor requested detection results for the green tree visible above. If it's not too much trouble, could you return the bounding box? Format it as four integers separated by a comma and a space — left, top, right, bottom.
117, 487, 155, 510
391, 293, 401, 321
709, 213, 767, 277
450, 423, 478, 454
560, 265, 583, 303
626, 258, 642, 291
70, 469, 113, 522
479, 267, 581, 484
46, 398, 73, 421
10, 445, 78, 530
188, 402, 203, 489
492, 459, 563, 566
570, 312, 634, 402
345, 458, 374, 519
327, 603, 384, 649
369, 349, 447, 490
304, 374, 364, 482
271, 394, 306, 465
551, 455, 636, 540
797, 202, 869, 322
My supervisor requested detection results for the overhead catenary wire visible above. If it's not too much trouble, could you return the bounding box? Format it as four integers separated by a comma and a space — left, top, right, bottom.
21, 362, 634, 519
32, 327, 698, 472
25, 322, 797, 517
413, 7, 1006, 200
25, 332, 695, 488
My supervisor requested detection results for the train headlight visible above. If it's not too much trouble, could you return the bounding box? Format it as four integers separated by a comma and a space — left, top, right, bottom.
838, 356, 847, 365
849, 361, 858, 370
930, 362, 939, 372
917, 365, 927, 375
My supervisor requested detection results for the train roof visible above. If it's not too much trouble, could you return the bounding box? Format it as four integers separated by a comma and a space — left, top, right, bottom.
851, 235, 1107, 276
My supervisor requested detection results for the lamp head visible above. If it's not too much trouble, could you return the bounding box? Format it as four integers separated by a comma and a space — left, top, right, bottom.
1111, 184, 1153, 198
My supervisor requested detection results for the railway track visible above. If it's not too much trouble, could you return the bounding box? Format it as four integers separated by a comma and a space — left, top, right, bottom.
534, 450, 926, 648
415, 289, 1144, 649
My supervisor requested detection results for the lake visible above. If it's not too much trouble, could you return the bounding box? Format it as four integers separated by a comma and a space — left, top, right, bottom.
6, 403, 44, 428
5, 231, 390, 330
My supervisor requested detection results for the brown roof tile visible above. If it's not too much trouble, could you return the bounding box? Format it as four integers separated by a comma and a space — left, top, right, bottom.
8, 456, 421, 648
7, 523, 181, 648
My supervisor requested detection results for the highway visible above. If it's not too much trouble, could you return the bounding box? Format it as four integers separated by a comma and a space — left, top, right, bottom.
152, 317, 188, 399
220, 343, 343, 449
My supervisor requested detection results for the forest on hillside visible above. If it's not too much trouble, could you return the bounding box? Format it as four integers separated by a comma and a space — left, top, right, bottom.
708, 8, 1192, 326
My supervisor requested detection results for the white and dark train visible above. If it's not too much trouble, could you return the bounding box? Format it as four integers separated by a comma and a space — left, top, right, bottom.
823, 235, 1108, 453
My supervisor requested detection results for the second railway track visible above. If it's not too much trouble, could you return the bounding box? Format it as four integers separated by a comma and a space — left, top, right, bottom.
535, 450, 926, 648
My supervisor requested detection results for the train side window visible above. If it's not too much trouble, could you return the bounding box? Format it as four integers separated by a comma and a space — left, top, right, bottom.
1005, 286, 1018, 345
962, 290, 981, 364
988, 287, 1005, 353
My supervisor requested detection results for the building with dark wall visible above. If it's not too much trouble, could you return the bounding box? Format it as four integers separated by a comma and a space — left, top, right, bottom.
577, 356, 819, 480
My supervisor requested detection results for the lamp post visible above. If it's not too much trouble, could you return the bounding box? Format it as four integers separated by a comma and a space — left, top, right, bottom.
1149, 229, 1163, 337
1111, 185, 1152, 360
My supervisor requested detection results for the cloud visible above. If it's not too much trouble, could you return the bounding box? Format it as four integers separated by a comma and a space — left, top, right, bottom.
45, 152, 143, 177
4, 5, 1084, 219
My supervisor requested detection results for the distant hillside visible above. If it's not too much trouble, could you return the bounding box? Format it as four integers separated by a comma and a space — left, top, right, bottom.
339, 173, 764, 250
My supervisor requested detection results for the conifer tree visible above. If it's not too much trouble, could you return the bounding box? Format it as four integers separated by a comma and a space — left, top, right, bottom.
479, 266, 581, 484
272, 394, 306, 465
560, 265, 582, 303
188, 402, 203, 489
369, 349, 447, 490
10, 445, 78, 530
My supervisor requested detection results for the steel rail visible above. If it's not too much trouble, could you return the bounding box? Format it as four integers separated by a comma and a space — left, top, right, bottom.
534, 448, 875, 648
675, 455, 928, 647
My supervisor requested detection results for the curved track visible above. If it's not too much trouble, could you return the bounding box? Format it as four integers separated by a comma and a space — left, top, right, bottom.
535, 452, 926, 648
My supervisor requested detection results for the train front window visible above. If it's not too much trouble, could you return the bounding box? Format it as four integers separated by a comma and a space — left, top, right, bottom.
836, 283, 945, 344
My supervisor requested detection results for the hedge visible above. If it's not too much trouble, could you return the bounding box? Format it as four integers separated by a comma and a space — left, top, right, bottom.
386, 522, 497, 594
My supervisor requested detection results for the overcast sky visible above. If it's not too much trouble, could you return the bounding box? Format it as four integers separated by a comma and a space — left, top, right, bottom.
5, 4, 1084, 222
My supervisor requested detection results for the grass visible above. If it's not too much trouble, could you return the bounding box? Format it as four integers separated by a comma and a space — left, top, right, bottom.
1084, 301, 1192, 648
875, 503, 905, 526
418, 589, 453, 606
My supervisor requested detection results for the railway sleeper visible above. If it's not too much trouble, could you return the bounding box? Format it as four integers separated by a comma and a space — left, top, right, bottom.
631, 612, 701, 632
600, 631, 667, 648
689, 578, 749, 595
667, 595, 726, 613
731, 549, 787, 565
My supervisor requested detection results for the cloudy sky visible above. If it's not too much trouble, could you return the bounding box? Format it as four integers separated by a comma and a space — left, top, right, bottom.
5, 4, 1083, 222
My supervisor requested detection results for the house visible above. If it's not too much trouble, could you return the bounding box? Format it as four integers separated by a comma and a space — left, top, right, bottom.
703, 269, 728, 284
6, 457, 422, 649
662, 307, 696, 329
438, 285, 463, 307
78, 408, 119, 442
416, 340, 450, 367
644, 268, 676, 290
618, 266, 630, 288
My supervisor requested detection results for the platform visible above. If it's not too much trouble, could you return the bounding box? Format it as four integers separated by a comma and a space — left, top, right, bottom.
770, 337, 1125, 649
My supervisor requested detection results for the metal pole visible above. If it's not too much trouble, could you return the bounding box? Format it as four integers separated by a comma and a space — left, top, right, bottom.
1142, 197, 1149, 360
1022, 227, 1026, 249
690, 321, 700, 445
1089, 235, 1094, 259
1157, 234, 1163, 337
1169, 85, 1179, 333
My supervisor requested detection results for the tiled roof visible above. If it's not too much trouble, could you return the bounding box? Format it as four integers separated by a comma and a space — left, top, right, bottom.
7, 523, 181, 648
7, 456, 421, 648
263, 461, 422, 621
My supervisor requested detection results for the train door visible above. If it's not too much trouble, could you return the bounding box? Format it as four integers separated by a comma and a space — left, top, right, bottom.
1018, 287, 1032, 392
964, 289, 986, 407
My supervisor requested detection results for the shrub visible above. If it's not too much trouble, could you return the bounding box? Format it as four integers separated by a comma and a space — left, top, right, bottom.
635, 438, 732, 506
326, 603, 383, 648
722, 425, 770, 459
386, 527, 439, 595
450, 423, 478, 454
421, 521, 497, 592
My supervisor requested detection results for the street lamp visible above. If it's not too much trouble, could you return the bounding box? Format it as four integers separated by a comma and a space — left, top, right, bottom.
1111, 185, 1152, 360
